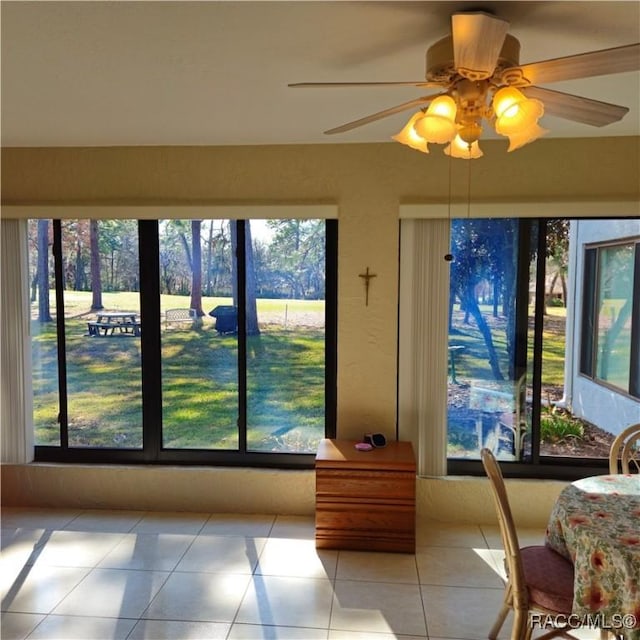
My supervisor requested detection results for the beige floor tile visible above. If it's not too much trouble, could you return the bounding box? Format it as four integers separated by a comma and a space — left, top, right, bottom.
25, 614, 136, 639
175, 534, 266, 574
416, 546, 504, 588
270, 515, 316, 540
415, 522, 487, 549
336, 550, 419, 584
131, 511, 210, 534
256, 538, 337, 579
1, 528, 50, 569
200, 513, 275, 537
481, 524, 548, 549
0, 612, 45, 640
229, 623, 328, 639
62, 509, 145, 532
98, 532, 195, 571
236, 575, 334, 629
420, 584, 508, 640
128, 619, 231, 639
331, 580, 427, 637
141, 572, 251, 622
52, 568, 169, 618
328, 632, 426, 640
25, 530, 125, 568
1, 565, 91, 614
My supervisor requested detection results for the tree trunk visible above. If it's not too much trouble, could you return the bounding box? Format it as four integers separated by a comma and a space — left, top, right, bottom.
461, 284, 504, 380
74, 239, 84, 291
206, 220, 214, 296
244, 222, 260, 335
189, 220, 204, 316
37, 219, 52, 322
90, 220, 103, 310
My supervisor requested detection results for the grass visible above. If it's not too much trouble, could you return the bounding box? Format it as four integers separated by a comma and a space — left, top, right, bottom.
450, 304, 568, 387
31, 293, 325, 453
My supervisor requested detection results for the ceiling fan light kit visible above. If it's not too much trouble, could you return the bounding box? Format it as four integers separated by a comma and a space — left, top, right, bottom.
290, 11, 639, 160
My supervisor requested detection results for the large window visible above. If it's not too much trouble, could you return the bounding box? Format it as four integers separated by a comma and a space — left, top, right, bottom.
444, 217, 640, 478
29, 217, 337, 466
580, 240, 639, 398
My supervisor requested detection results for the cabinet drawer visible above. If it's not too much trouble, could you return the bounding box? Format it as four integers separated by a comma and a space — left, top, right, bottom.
316, 503, 415, 534
316, 469, 415, 502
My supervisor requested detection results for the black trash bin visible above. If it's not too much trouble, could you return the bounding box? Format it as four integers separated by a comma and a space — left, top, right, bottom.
208, 305, 238, 334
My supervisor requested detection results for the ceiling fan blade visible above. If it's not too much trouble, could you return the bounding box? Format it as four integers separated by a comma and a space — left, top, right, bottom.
324, 94, 441, 135
289, 81, 443, 89
451, 11, 509, 80
515, 43, 640, 85
522, 86, 630, 127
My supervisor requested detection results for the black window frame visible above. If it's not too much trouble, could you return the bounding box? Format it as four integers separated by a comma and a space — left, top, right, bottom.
34, 218, 338, 469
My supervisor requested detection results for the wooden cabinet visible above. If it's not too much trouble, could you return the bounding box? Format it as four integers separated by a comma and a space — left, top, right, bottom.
315, 439, 416, 553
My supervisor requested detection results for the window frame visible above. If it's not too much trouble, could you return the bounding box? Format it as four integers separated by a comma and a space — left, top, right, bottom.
446, 217, 640, 480
33, 218, 338, 469
579, 238, 640, 401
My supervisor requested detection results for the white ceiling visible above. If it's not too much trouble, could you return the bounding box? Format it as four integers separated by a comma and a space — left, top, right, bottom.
1, 1, 639, 148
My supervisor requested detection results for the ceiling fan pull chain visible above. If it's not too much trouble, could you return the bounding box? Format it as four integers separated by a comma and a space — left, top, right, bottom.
467, 158, 472, 219
444, 152, 455, 262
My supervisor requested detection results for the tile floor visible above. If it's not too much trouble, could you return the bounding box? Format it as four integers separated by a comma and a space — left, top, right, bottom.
1, 508, 605, 640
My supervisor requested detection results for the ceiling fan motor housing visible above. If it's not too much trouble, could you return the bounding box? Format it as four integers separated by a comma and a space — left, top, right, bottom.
425, 34, 521, 84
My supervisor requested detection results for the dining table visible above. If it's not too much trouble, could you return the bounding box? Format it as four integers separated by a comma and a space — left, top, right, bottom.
546, 474, 640, 639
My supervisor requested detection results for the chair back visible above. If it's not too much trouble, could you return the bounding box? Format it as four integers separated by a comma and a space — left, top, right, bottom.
481, 448, 528, 611
609, 423, 640, 474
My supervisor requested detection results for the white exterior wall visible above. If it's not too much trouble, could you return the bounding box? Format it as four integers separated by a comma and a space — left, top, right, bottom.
565, 219, 640, 436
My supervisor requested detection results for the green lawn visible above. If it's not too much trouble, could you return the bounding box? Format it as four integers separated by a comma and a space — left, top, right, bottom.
31, 293, 325, 453
449, 304, 568, 387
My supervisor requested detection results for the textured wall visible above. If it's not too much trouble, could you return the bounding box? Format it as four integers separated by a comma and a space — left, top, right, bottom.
1, 463, 566, 527
0, 138, 637, 527
3, 138, 638, 442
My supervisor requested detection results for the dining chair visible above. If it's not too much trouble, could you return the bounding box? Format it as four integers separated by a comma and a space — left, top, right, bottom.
481, 448, 578, 640
609, 422, 640, 474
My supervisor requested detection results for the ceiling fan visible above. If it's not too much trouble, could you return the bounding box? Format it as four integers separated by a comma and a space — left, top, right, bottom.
289, 11, 640, 158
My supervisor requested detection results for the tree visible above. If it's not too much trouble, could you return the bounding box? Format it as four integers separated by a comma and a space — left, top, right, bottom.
265, 219, 326, 299
36, 219, 52, 323
172, 220, 204, 316
244, 221, 260, 335
449, 219, 521, 381
189, 220, 204, 317
544, 219, 569, 314
90, 220, 103, 310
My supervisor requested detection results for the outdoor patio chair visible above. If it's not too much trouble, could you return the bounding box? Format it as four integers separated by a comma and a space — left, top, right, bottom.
609, 422, 640, 474
481, 448, 578, 640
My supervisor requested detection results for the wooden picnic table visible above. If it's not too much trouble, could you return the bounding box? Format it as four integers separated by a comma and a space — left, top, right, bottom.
88, 312, 141, 337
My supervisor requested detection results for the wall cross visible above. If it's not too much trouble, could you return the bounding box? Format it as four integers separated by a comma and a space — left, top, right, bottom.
358, 267, 377, 306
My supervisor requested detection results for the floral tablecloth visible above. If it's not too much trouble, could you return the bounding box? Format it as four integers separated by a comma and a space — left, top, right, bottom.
546, 474, 640, 639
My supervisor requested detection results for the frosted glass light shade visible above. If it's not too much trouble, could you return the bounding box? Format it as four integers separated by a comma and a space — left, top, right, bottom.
494, 87, 544, 136
504, 122, 549, 151
392, 112, 429, 153
413, 95, 458, 144
445, 135, 484, 159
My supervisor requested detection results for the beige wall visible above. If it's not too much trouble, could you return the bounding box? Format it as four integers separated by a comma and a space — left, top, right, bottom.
1, 138, 638, 523
1, 463, 566, 528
